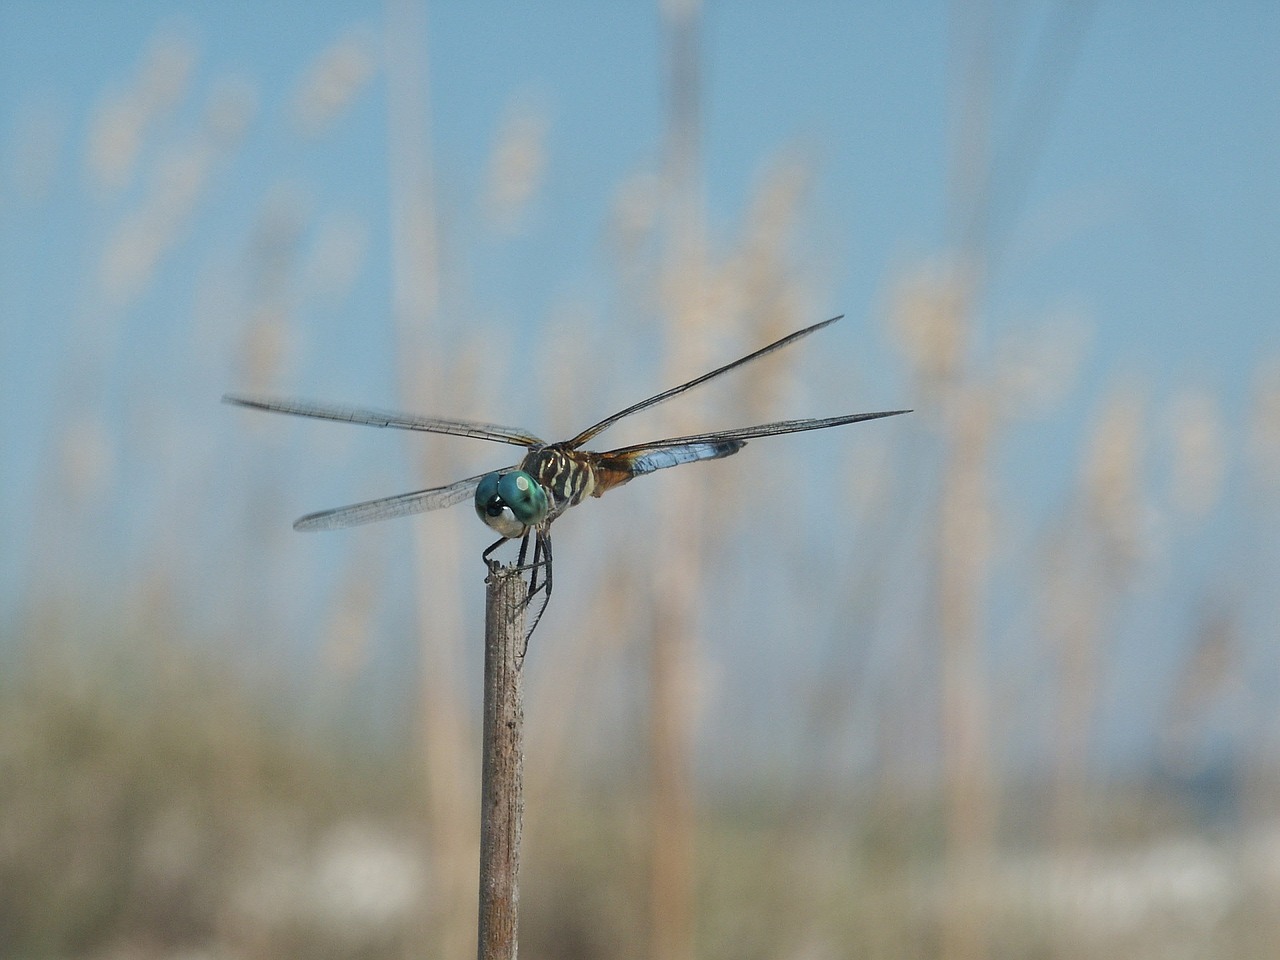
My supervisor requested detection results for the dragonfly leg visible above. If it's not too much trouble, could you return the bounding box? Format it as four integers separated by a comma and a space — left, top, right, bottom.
523, 531, 541, 599
521, 532, 552, 655
521, 531, 552, 604
482, 535, 510, 572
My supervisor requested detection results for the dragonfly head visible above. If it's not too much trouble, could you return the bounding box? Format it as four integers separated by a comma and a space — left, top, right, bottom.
475, 470, 548, 538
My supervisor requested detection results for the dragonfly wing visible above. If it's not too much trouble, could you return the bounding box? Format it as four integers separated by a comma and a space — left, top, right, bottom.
294, 471, 499, 531
224, 394, 544, 447
564, 315, 844, 449
601, 408, 911, 455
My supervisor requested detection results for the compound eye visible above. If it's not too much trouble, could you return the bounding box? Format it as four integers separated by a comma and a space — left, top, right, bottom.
496, 471, 548, 525
475, 473, 500, 512
473, 471, 545, 538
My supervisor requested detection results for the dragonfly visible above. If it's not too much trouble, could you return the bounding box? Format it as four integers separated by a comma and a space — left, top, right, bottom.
224, 314, 909, 640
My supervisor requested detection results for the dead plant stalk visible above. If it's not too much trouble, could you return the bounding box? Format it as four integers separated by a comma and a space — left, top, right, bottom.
477, 565, 527, 960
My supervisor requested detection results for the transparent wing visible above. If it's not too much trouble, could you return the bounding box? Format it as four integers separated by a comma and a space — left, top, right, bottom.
600, 409, 911, 459
224, 394, 544, 447
293, 472, 499, 531
565, 315, 843, 450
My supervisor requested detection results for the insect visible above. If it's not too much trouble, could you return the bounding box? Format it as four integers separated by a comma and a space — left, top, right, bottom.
225, 315, 909, 639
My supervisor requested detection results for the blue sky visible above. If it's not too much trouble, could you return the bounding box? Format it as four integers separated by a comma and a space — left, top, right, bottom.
4, 3, 1274, 388
2, 2, 1278, 768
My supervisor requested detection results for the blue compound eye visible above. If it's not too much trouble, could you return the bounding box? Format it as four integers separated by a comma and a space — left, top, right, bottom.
474, 470, 547, 538
475, 473, 501, 513
497, 471, 548, 525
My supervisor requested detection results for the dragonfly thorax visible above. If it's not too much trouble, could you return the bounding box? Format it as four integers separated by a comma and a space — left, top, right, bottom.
474, 470, 549, 538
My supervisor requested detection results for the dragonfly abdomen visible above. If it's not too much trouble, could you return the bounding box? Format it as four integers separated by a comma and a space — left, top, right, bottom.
609, 439, 745, 476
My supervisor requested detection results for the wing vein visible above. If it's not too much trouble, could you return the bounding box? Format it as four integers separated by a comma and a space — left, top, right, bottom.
600, 409, 911, 455
293, 472, 496, 531
565, 315, 844, 449
223, 394, 543, 447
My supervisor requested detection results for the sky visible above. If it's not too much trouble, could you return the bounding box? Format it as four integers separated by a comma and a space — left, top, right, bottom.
2, 1, 1277, 771
4, 3, 1274, 372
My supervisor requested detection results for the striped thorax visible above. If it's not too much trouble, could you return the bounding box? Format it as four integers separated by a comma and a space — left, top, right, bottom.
520, 445, 632, 516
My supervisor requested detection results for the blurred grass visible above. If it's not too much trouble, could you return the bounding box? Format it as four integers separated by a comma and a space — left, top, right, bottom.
0, 620, 417, 958
5, 635, 1278, 959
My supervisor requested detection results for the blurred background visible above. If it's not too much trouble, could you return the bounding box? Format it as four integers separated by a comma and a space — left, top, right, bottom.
2, 1, 1278, 958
